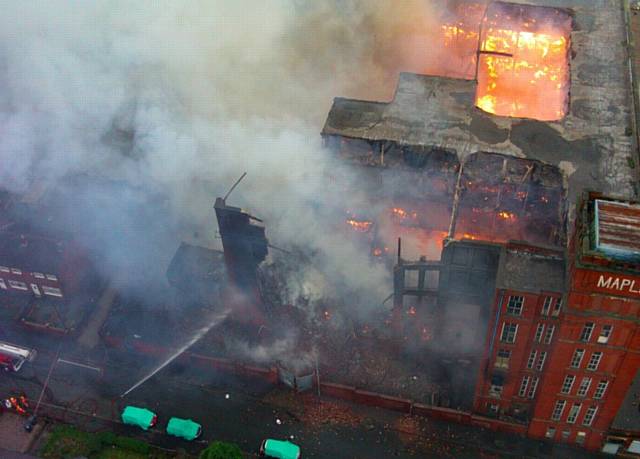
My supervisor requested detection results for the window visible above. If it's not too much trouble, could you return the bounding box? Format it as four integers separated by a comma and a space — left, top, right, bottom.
551, 400, 566, 421
544, 325, 555, 344
545, 427, 556, 439
0, 278, 5, 290
0, 266, 9, 273
527, 350, 537, 369
593, 381, 609, 399
519, 376, 530, 397
42, 286, 63, 298
552, 298, 563, 317
30, 284, 41, 297
489, 384, 503, 398
567, 403, 582, 424
495, 349, 511, 369
583, 406, 598, 426
577, 377, 592, 397
527, 377, 539, 399
570, 349, 585, 369
586, 352, 603, 371
576, 432, 586, 445
561, 375, 576, 394
507, 295, 524, 315
561, 430, 571, 441
534, 323, 545, 342
535, 351, 547, 371
541, 297, 552, 316
598, 325, 613, 344
10, 268, 22, 275
7, 280, 27, 291
500, 323, 518, 343
580, 322, 595, 342
32, 272, 44, 279
46, 274, 58, 281
489, 404, 499, 415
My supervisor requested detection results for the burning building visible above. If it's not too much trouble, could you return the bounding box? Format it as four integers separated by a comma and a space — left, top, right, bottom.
317, 0, 640, 453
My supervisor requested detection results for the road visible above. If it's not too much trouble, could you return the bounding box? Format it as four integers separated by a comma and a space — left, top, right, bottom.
0, 335, 604, 459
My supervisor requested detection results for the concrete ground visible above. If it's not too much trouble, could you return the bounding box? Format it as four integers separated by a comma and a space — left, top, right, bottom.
0, 341, 608, 459
0, 412, 42, 454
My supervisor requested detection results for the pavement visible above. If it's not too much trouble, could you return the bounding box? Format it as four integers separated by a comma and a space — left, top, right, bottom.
0, 412, 42, 454
0, 341, 608, 459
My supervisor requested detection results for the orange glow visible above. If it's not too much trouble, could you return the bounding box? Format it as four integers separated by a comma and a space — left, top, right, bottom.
346, 219, 373, 233
407, 306, 417, 316
391, 207, 419, 222
498, 211, 517, 221
475, 5, 571, 120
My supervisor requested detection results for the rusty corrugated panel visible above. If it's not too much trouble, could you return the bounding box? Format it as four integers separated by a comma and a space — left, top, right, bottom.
595, 199, 640, 260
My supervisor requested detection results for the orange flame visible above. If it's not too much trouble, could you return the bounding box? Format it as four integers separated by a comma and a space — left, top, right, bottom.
346, 219, 373, 233
475, 6, 571, 120
498, 211, 517, 221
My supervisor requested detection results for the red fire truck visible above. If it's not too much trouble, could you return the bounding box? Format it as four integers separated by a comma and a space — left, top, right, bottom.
0, 341, 36, 372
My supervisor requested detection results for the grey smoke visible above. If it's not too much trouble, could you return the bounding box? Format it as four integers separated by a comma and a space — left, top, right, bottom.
0, 1, 456, 312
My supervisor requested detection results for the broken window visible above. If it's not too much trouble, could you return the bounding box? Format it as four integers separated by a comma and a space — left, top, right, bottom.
7, 280, 27, 291
495, 349, 511, 369
597, 325, 613, 344
42, 286, 63, 298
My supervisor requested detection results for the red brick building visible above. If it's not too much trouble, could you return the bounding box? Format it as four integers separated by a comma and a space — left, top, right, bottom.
526, 195, 640, 450
474, 193, 640, 452
474, 243, 565, 424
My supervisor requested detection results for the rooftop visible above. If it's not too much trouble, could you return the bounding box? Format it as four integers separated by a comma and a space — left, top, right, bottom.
322, 0, 638, 200
496, 244, 566, 293
594, 199, 640, 262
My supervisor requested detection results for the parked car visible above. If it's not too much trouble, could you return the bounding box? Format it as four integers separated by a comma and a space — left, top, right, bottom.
166, 417, 202, 441
121, 406, 157, 431
259, 439, 301, 459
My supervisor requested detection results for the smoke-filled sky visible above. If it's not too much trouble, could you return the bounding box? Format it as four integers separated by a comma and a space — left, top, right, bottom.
0, 0, 453, 308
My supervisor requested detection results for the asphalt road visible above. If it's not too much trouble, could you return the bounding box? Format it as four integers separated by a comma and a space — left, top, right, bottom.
0, 332, 605, 459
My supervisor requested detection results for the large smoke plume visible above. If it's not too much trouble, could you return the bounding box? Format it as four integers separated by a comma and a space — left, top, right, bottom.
0, 1, 455, 312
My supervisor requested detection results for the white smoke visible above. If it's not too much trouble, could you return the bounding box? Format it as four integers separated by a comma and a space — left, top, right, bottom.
0, 0, 452, 310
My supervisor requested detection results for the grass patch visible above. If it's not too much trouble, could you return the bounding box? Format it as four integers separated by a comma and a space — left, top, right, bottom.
41, 425, 172, 459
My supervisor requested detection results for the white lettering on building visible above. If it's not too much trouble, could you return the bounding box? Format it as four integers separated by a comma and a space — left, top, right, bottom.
597, 275, 640, 294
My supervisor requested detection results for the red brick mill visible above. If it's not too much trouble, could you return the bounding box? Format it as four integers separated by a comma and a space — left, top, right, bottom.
474, 193, 640, 451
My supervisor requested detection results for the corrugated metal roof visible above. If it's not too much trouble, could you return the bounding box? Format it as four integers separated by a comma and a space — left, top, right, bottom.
594, 199, 640, 261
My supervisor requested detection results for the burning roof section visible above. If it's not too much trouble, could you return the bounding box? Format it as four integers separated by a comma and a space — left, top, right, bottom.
323, 0, 638, 200
476, 2, 572, 120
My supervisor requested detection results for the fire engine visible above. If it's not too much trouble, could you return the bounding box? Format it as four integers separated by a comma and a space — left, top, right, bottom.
0, 341, 36, 372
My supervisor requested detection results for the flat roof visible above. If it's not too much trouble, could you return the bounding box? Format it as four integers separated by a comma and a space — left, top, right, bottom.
496, 245, 566, 293
322, 0, 638, 200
